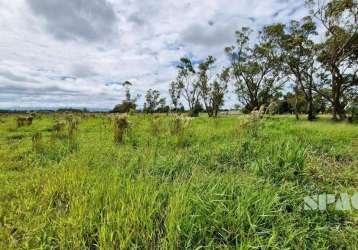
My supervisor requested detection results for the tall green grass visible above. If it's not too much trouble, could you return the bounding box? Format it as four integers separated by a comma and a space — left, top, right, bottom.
0, 114, 357, 249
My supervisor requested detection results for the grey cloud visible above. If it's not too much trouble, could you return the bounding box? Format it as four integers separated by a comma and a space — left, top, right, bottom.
70, 63, 98, 78
180, 23, 236, 47
0, 69, 39, 83
0, 82, 81, 96
128, 13, 145, 26
27, 0, 118, 42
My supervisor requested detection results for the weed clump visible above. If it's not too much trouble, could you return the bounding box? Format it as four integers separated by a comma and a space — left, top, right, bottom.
17, 116, 33, 127
114, 115, 128, 144
170, 115, 192, 136
52, 121, 66, 138
170, 115, 193, 147
66, 116, 79, 151
32, 132, 43, 153
237, 112, 262, 138
150, 115, 162, 137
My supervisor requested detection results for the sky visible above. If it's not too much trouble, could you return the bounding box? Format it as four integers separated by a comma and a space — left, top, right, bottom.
0, 0, 309, 110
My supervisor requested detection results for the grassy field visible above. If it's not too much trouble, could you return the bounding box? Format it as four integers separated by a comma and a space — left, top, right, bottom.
0, 113, 357, 249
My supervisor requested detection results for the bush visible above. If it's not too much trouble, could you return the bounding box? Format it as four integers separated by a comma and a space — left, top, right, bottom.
112, 101, 136, 113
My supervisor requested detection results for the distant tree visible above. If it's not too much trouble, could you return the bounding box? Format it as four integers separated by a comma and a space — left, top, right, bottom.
169, 81, 182, 112
172, 57, 201, 116
197, 56, 230, 117
112, 101, 136, 113
112, 81, 140, 113
225, 27, 285, 112
306, 0, 358, 120
287, 87, 308, 119
123, 81, 132, 102
193, 100, 204, 115
157, 97, 170, 113
144, 89, 161, 113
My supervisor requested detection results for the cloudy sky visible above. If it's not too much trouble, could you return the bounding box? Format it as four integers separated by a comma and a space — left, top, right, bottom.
0, 0, 309, 110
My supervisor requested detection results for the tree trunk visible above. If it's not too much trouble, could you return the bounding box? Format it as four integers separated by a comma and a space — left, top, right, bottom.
332, 101, 346, 121
294, 94, 299, 120
213, 106, 219, 117
331, 66, 347, 121
307, 90, 315, 121
307, 101, 315, 121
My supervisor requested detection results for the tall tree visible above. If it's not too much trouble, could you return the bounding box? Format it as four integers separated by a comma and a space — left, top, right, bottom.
168, 81, 181, 112
122, 81, 133, 102
197, 56, 230, 117
112, 81, 140, 113
144, 89, 161, 113
306, 0, 358, 120
263, 16, 318, 120
225, 27, 285, 112
172, 57, 201, 116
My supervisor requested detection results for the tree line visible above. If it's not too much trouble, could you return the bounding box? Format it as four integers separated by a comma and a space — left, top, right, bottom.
113, 0, 357, 121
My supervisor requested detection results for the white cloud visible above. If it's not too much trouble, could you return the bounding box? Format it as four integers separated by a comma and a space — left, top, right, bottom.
0, 0, 308, 109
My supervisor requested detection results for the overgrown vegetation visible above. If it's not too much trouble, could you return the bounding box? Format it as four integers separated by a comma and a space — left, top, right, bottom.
0, 113, 357, 249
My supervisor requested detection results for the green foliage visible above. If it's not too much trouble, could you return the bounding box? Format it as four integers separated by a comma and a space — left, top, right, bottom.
225, 27, 285, 112
0, 114, 357, 249
144, 89, 162, 113
112, 101, 136, 114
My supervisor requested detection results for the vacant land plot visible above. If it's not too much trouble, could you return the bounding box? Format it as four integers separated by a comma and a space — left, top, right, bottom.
0, 114, 357, 249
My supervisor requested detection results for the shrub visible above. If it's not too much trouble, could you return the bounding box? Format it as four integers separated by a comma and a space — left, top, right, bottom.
112, 101, 136, 113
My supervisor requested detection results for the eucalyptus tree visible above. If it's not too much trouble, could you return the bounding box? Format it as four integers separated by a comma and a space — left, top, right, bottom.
306, 0, 358, 120
263, 16, 318, 120
225, 27, 285, 112
197, 56, 230, 117
168, 81, 181, 112
112, 81, 140, 113
172, 57, 201, 116
144, 89, 161, 113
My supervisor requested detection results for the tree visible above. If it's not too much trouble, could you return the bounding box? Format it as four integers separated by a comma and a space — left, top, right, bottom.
169, 81, 181, 112
144, 89, 161, 113
197, 56, 230, 117
112, 81, 140, 113
158, 97, 170, 113
263, 16, 318, 120
172, 57, 201, 117
306, 0, 358, 120
225, 27, 285, 112
123, 81, 133, 102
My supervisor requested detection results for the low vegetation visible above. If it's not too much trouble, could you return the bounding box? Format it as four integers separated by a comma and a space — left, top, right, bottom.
0, 113, 357, 249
